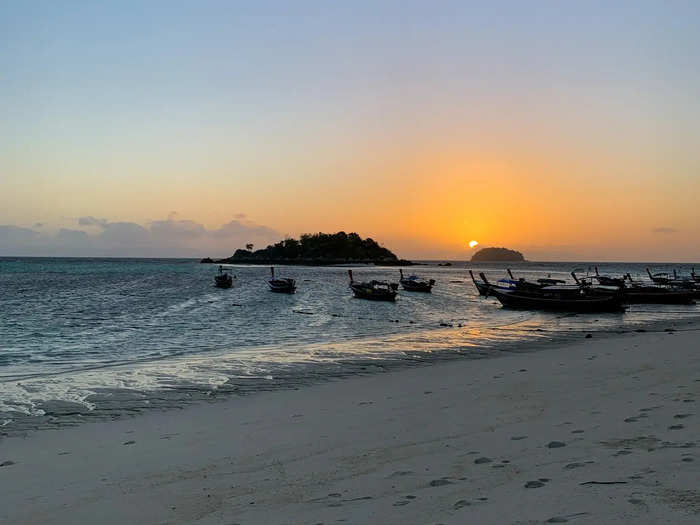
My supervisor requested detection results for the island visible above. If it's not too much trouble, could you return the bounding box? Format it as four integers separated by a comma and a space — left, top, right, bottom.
470, 247, 525, 262
203, 231, 413, 266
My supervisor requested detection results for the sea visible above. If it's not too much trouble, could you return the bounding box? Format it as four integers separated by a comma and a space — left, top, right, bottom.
1, 258, 698, 434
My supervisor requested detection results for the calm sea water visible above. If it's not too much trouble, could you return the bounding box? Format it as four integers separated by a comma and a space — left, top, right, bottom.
1, 258, 698, 430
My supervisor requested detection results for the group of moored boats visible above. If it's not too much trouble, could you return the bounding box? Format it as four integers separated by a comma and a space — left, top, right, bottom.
215, 266, 297, 293
470, 267, 700, 312
214, 264, 699, 312
214, 266, 434, 300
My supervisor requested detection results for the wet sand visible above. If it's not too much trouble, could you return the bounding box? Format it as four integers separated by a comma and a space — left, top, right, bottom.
1, 328, 699, 524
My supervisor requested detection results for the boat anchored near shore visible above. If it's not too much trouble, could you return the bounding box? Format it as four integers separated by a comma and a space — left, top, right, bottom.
399, 269, 435, 292
348, 269, 398, 301
268, 267, 296, 293
214, 266, 235, 289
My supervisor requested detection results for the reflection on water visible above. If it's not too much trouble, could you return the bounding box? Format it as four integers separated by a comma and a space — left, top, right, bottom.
0, 258, 698, 419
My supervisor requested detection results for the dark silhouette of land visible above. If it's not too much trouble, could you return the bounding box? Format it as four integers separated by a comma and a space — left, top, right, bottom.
202, 232, 413, 266
470, 247, 525, 262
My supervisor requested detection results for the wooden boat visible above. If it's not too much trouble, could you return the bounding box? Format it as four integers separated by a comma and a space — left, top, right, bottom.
469, 270, 491, 296
624, 274, 696, 304
214, 266, 234, 288
570, 270, 622, 296
593, 267, 626, 287
506, 268, 578, 292
268, 267, 296, 293
399, 269, 435, 292
646, 268, 677, 285
348, 270, 398, 301
487, 286, 625, 313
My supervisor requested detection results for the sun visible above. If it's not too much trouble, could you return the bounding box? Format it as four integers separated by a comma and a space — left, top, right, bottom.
469, 240, 479, 248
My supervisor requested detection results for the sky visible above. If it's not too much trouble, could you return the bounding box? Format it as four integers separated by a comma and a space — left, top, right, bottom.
1, 1, 699, 261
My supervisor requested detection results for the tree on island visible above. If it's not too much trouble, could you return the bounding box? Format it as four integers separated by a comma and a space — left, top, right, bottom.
215, 231, 410, 265
470, 247, 525, 262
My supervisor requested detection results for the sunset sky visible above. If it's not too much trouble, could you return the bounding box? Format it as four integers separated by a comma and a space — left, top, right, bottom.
2, 1, 699, 260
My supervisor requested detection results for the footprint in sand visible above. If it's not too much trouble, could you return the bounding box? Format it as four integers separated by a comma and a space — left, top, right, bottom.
474, 457, 492, 464
454, 500, 471, 509
429, 479, 453, 487
547, 441, 566, 448
525, 480, 546, 488
388, 470, 413, 478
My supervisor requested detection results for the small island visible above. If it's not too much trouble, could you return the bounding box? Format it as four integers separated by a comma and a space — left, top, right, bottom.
470, 247, 525, 262
203, 231, 413, 266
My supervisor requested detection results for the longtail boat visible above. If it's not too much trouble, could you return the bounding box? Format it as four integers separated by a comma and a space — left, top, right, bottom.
268, 267, 296, 293
399, 269, 435, 292
348, 270, 398, 301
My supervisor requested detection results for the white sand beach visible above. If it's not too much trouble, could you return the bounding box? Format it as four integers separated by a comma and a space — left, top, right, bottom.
1, 328, 699, 524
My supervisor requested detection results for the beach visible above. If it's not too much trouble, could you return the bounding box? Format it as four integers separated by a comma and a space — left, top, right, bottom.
1, 326, 698, 524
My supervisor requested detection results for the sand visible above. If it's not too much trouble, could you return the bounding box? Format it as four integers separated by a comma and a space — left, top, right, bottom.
1, 327, 699, 524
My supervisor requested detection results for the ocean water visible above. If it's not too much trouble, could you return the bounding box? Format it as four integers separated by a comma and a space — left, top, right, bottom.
1, 258, 698, 432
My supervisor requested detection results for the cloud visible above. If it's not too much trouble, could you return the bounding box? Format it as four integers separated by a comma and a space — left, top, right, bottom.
0, 216, 280, 257
212, 219, 278, 239
0, 225, 41, 245
78, 216, 109, 228
150, 218, 206, 239
652, 227, 678, 234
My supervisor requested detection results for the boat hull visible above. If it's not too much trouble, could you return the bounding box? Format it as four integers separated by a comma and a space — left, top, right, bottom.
350, 285, 397, 301
400, 280, 433, 292
214, 277, 232, 289
473, 281, 490, 296
490, 288, 625, 313
623, 290, 695, 305
268, 279, 296, 293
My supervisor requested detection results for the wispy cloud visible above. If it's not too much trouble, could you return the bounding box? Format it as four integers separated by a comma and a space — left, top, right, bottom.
652, 227, 678, 234
0, 216, 280, 257
78, 216, 109, 228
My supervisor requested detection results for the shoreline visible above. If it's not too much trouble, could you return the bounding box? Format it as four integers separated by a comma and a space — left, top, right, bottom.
1, 326, 699, 523
2, 314, 699, 437
2, 313, 699, 437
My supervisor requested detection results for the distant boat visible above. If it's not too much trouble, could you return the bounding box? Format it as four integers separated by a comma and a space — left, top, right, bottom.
399, 269, 435, 292
646, 268, 673, 285
487, 287, 625, 312
624, 274, 696, 304
214, 266, 234, 289
478, 272, 625, 312
348, 269, 398, 301
268, 267, 296, 293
